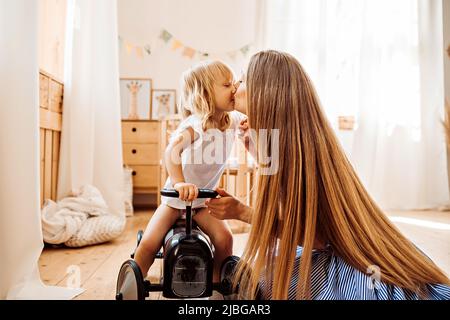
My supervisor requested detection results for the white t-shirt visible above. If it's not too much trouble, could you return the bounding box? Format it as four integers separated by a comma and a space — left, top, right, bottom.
162, 111, 246, 209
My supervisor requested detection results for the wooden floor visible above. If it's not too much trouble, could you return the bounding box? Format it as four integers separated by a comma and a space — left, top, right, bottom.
38, 208, 450, 300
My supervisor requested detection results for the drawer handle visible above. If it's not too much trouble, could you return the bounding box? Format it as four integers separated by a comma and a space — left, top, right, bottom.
132, 149, 137, 154
132, 171, 137, 176
132, 127, 137, 132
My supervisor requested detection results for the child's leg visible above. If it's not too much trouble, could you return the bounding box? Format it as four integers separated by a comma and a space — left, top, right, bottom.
193, 208, 233, 282
134, 205, 180, 278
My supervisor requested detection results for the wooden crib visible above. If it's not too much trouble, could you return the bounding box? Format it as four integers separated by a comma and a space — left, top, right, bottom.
39, 70, 63, 208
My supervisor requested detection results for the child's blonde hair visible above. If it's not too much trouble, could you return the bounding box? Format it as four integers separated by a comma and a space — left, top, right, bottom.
180, 60, 233, 131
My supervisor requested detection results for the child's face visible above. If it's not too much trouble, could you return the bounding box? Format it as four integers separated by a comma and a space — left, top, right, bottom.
213, 73, 235, 112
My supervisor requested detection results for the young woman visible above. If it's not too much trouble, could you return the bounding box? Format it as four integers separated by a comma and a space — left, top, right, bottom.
206, 50, 450, 300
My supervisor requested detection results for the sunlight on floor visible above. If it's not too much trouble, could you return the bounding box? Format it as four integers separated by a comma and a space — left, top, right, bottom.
389, 217, 450, 231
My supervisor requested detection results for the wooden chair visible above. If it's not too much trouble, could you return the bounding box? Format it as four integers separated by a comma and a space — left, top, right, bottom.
219, 139, 256, 234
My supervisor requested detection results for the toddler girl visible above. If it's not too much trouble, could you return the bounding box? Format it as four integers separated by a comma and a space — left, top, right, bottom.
134, 60, 246, 282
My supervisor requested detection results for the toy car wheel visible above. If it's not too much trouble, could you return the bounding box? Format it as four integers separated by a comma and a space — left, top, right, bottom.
116, 259, 146, 300
220, 255, 240, 299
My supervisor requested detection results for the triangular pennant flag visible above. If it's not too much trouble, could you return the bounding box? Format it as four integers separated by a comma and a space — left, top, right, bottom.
136, 47, 144, 59
159, 29, 172, 43
197, 51, 210, 61
182, 46, 196, 59
240, 45, 250, 56
126, 43, 133, 55
171, 39, 183, 51
144, 45, 151, 55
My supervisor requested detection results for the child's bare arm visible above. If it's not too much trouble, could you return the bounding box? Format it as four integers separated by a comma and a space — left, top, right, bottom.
164, 127, 199, 201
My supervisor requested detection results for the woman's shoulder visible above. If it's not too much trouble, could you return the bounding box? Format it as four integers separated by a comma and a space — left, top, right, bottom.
313, 249, 450, 300
309, 247, 450, 300
260, 246, 450, 300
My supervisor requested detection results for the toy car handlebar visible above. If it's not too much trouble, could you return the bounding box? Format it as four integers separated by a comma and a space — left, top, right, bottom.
161, 188, 219, 199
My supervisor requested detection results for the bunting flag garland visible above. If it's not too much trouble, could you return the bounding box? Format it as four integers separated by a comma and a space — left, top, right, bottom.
171, 39, 183, 51
159, 29, 173, 43
197, 51, 210, 61
240, 45, 250, 56
135, 47, 144, 58
158, 27, 253, 61
126, 43, 133, 55
118, 37, 153, 59
118, 28, 253, 61
182, 46, 196, 59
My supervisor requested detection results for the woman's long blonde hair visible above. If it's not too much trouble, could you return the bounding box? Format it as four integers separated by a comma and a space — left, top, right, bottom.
180, 60, 232, 131
235, 50, 450, 300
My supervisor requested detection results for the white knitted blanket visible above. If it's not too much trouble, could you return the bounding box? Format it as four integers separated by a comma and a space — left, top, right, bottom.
41, 185, 126, 247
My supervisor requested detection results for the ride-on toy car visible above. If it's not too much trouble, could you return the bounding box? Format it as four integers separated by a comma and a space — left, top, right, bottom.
115, 188, 240, 300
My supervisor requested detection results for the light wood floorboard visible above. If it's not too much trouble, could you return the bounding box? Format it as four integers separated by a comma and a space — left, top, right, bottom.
39, 209, 450, 299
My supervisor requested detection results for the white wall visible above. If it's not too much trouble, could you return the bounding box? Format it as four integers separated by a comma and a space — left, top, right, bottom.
117, 0, 258, 95
443, 0, 450, 188
444, 0, 450, 101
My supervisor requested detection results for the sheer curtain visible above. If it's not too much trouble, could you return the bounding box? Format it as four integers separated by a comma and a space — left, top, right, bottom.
259, 0, 448, 210
0, 0, 82, 299
58, 0, 125, 216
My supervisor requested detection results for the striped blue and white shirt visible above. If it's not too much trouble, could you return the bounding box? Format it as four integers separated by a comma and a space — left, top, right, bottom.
259, 246, 450, 300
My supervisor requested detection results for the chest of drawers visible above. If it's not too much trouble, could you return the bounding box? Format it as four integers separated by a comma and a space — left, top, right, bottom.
122, 120, 166, 206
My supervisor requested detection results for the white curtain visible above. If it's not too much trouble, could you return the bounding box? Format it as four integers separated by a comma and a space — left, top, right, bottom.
259, 0, 448, 210
0, 0, 82, 299
58, 0, 125, 216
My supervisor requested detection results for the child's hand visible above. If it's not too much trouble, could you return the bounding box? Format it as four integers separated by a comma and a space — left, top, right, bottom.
173, 182, 199, 202
237, 118, 250, 144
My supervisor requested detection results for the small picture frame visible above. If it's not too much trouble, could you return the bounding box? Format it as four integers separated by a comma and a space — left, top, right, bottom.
120, 78, 153, 120
151, 89, 177, 120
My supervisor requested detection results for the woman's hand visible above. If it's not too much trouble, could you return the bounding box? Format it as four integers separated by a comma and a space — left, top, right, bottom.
174, 182, 199, 201
205, 188, 252, 224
